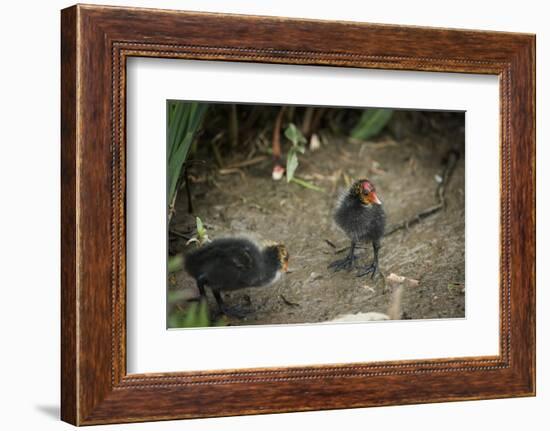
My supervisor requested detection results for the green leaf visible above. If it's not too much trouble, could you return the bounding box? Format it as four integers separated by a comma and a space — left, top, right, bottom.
286, 149, 299, 183
168, 253, 184, 273
167, 132, 195, 202
167, 299, 229, 328
180, 302, 199, 327
168, 312, 182, 328
196, 300, 210, 327
284, 123, 307, 146
196, 216, 206, 240
290, 177, 325, 192
178, 300, 211, 328
350, 109, 393, 140
167, 101, 209, 208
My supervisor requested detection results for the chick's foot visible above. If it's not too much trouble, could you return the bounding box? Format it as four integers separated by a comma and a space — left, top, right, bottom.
219, 304, 252, 319
328, 254, 358, 272
356, 262, 378, 279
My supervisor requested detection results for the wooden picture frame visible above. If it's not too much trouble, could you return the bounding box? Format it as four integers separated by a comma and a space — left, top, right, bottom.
61, 4, 535, 425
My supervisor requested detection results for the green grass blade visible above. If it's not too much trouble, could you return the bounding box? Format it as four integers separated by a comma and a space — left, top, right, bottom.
286, 148, 299, 183
168, 253, 184, 273
290, 177, 325, 192
350, 109, 393, 140
167, 101, 208, 205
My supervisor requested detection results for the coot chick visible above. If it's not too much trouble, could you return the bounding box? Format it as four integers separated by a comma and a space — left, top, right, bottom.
185, 237, 289, 317
329, 179, 385, 278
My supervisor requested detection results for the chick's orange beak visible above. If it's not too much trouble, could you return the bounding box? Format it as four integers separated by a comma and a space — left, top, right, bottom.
368, 191, 382, 205
282, 259, 289, 272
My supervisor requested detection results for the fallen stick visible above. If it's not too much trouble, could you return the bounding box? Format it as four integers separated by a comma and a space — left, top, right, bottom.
386, 272, 420, 288
226, 155, 268, 169
169, 229, 192, 240
386, 273, 419, 320
280, 294, 300, 308
386, 286, 403, 321
324, 239, 337, 249
385, 149, 459, 236
218, 168, 246, 178
384, 204, 443, 235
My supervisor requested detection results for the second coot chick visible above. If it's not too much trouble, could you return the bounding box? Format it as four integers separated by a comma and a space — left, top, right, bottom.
329, 179, 385, 278
185, 237, 289, 317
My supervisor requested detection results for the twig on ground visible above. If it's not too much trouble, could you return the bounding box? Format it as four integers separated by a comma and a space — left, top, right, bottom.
218, 168, 246, 179
225, 155, 268, 169
385, 149, 459, 236
386, 273, 419, 320
280, 294, 300, 307
387, 273, 420, 288
387, 286, 403, 321
169, 229, 192, 240
325, 239, 337, 249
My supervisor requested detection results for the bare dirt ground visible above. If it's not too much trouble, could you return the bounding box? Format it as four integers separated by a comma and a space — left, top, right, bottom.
169, 117, 465, 326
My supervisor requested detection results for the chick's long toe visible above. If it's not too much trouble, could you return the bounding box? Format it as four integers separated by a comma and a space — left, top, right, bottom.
356, 262, 378, 278
357, 239, 381, 278
328, 241, 358, 272
328, 252, 358, 272
328, 255, 355, 272
212, 289, 253, 318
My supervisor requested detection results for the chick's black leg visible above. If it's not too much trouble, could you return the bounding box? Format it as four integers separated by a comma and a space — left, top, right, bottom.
212, 289, 250, 319
328, 241, 357, 272
196, 276, 207, 298
189, 276, 210, 315
357, 240, 380, 278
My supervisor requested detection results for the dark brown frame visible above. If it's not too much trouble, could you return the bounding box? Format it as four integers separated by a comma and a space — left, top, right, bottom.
61, 4, 535, 426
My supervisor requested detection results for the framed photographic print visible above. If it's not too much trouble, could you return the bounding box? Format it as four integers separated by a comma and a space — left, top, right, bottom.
61, 4, 535, 425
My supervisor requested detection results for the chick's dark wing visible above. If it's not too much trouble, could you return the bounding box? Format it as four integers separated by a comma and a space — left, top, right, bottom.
205, 242, 258, 288
228, 244, 255, 270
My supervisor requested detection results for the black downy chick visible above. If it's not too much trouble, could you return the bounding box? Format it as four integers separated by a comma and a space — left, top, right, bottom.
329, 179, 385, 278
185, 237, 289, 317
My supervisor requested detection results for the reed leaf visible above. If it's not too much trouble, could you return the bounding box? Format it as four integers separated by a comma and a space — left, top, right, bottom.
350, 108, 393, 140
167, 101, 208, 214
